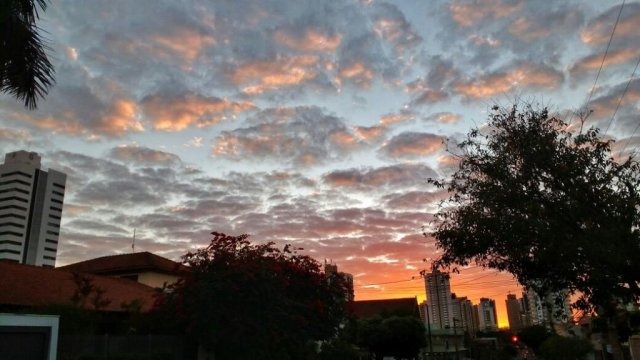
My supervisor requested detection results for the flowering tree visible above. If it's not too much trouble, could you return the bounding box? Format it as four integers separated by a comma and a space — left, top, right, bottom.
156, 232, 351, 360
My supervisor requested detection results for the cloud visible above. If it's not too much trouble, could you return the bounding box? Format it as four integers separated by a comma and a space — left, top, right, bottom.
379, 132, 444, 159
353, 125, 387, 142
370, 2, 422, 54
570, 47, 640, 77
212, 106, 364, 166
225, 55, 322, 95
0, 65, 144, 138
588, 78, 640, 133
108, 145, 183, 167
323, 163, 438, 189
0, 127, 31, 142
274, 28, 342, 52
453, 62, 564, 100
448, 0, 522, 27
581, 3, 640, 46
425, 112, 461, 124
141, 92, 255, 131
383, 190, 449, 210
380, 110, 415, 125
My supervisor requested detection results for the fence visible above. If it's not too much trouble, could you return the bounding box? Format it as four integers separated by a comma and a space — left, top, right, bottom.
58, 334, 187, 360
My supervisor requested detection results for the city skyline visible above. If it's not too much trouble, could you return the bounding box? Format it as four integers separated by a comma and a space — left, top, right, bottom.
1, 0, 638, 328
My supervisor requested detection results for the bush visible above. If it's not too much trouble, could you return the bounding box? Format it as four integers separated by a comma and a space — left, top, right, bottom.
538, 335, 592, 360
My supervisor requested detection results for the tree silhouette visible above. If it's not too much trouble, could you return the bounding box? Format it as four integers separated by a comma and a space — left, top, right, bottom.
429, 105, 640, 357
155, 231, 351, 360
1, 0, 55, 109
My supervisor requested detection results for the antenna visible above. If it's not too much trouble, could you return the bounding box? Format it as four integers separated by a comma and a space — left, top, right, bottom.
132, 228, 136, 253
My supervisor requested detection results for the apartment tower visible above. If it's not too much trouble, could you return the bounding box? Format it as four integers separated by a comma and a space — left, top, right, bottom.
424, 269, 454, 330
0, 150, 66, 266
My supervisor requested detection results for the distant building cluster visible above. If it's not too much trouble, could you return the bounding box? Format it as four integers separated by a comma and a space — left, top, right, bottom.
420, 269, 572, 335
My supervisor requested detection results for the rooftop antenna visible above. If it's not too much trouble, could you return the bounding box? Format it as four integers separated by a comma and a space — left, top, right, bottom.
132, 228, 136, 253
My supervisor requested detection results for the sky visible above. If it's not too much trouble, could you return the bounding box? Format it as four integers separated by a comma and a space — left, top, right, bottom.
2, 0, 639, 327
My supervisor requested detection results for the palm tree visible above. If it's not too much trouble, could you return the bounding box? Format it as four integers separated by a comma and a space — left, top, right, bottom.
1, 0, 55, 109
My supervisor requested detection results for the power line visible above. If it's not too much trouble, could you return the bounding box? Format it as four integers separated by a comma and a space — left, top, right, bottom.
604, 54, 640, 135
585, 0, 626, 107
358, 277, 418, 287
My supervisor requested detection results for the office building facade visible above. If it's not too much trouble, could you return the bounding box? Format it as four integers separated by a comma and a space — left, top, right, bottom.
0, 151, 66, 267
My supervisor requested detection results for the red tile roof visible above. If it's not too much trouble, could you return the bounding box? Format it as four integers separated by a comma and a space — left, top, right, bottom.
0, 261, 157, 312
58, 251, 189, 276
353, 297, 420, 319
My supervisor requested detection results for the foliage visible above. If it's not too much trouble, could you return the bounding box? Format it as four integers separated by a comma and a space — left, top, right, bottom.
518, 325, 553, 354
317, 339, 360, 360
356, 315, 426, 359
538, 335, 592, 360
0, 0, 55, 109
429, 105, 640, 316
155, 232, 351, 360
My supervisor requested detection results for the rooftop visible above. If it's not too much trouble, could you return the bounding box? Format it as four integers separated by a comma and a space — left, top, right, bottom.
0, 261, 157, 312
58, 251, 189, 276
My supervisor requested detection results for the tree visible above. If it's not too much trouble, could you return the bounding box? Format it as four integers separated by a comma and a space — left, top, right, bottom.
1, 0, 55, 109
356, 315, 426, 360
538, 335, 592, 360
155, 232, 351, 360
429, 105, 640, 355
518, 325, 552, 354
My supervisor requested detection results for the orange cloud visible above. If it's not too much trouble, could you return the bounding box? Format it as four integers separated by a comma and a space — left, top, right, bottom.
228, 56, 319, 95
508, 17, 551, 40
354, 126, 386, 141
100, 99, 143, 134
329, 130, 359, 149
581, 5, 640, 45
338, 62, 374, 88
142, 94, 255, 131
454, 63, 563, 99
381, 132, 444, 158
13, 98, 142, 138
274, 29, 342, 52
151, 28, 215, 62
380, 112, 414, 125
570, 47, 640, 76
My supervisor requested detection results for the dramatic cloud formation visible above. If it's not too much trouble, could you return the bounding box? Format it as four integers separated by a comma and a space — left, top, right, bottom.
1, 0, 633, 326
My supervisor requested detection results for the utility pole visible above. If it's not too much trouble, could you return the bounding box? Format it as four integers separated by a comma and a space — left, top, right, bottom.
453, 317, 460, 360
426, 304, 433, 356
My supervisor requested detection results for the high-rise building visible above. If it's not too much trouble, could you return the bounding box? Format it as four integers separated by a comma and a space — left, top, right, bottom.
523, 288, 571, 328
477, 298, 498, 331
324, 261, 354, 302
506, 294, 524, 332
424, 269, 454, 330
0, 150, 66, 267
451, 294, 478, 335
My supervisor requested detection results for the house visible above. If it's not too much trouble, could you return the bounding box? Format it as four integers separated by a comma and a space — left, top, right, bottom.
58, 251, 189, 289
0, 260, 157, 313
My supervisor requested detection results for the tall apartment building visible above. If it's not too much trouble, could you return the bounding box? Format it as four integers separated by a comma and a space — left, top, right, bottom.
452, 294, 478, 335
477, 298, 498, 331
524, 288, 571, 328
324, 261, 354, 302
0, 151, 66, 267
506, 293, 524, 332
424, 269, 454, 330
